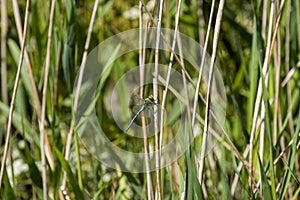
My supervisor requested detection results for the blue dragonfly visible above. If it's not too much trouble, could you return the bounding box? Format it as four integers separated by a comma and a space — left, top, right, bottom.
125, 95, 156, 132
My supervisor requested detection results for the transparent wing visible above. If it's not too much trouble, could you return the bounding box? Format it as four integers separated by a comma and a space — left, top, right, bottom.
125, 95, 156, 132
130, 94, 145, 113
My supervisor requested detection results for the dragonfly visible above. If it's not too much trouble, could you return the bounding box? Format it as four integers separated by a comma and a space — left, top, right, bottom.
125, 95, 156, 132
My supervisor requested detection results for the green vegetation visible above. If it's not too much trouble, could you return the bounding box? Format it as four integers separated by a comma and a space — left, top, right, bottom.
0, 0, 299, 199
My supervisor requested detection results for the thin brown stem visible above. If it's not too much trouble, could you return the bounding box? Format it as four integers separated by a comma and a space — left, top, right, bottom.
39, 0, 56, 197
153, 0, 164, 199
284, 0, 296, 171
53, 42, 62, 108
262, 0, 268, 41
198, 0, 225, 184
248, 0, 286, 192
273, 2, 281, 147
0, 0, 30, 190
192, 0, 215, 129
11, 0, 42, 116
197, 0, 205, 46
139, 5, 154, 199
61, 0, 100, 194
250, 0, 271, 189
1, 0, 8, 105
158, 74, 262, 197
159, 0, 182, 159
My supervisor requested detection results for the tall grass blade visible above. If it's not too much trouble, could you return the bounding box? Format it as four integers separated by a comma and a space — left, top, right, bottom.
53, 146, 85, 199
260, 64, 277, 199
278, 113, 300, 200
0, 102, 39, 145
22, 135, 43, 189
7, 39, 35, 107
63, 24, 76, 92
3, 171, 16, 200
258, 154, 272, 200
185, 149, 204, 200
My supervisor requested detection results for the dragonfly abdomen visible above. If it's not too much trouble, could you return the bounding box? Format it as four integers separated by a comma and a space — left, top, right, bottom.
125, 104, 146, 132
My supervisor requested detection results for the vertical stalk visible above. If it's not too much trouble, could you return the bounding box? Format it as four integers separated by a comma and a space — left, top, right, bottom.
262, 0, 268, 41
139, 4, 154, 199
11, 0, 42, 116
0, 0, 30, 190
273, 1, 281, 147
153, 0, 164, 199
197, 0, 205, 46
159, 0, 182, 155
62, 0, 99, 195
1, 0, 8, 105
198, 0, 225, 183
249, 0, 274, 190
284, 0, 299, 180
192, 0, 215, 136
39, 0, 56, 198
249, 0, 286, 191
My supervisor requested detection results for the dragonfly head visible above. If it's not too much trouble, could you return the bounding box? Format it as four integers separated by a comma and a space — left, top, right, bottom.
147, 95, 154, 99
145, 95, 156, 104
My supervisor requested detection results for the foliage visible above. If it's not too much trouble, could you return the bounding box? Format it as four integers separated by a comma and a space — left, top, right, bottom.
0, 0, 299, 199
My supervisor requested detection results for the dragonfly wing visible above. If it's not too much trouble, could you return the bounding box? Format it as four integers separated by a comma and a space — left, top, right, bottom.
130, 95, 145, 112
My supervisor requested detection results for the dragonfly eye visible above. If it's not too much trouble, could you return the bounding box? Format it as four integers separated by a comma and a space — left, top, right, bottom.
147, 95, 154, 100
